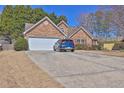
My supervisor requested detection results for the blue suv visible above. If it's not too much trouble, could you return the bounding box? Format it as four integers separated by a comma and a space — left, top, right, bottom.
53, 39, 75, 52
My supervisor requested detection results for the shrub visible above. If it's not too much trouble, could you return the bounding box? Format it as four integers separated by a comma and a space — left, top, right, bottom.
75, 44, 85, 50
92, 45, 102, 50
14, 37, 28, 51
75, 44, 91, 50
75, 43, 103, 50
75, 44, 84, 50
93, 41, 104, 50
113, 42, 124, 50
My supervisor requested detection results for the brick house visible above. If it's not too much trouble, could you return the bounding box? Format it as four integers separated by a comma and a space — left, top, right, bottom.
23, 16, 97, 50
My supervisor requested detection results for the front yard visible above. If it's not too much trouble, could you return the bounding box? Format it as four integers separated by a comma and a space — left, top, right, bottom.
76, 50, 124, 57
0, 50, 63, 88
98, 50, 124, 57
100, 51, 124, 57
0, 50, 124, 88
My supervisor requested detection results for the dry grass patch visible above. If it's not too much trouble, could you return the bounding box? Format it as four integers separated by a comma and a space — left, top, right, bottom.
99, 51, 124, 57
0, 50, 63, 88
76, 50, 124, 57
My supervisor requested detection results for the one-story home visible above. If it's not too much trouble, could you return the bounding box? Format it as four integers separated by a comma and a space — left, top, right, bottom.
23, 16, 97, 50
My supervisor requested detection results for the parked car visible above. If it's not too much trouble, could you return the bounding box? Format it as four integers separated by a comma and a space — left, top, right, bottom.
53, 39, 75, 52
0, 44, 3, 50
4, 37, 12, 44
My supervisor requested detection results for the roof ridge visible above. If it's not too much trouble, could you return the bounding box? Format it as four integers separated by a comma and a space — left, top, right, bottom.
23, 16, 67, 37
57, 20, 69, 27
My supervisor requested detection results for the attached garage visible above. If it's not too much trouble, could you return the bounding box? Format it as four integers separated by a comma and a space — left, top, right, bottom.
23, 16, 66, 51
28, 37, 59, 50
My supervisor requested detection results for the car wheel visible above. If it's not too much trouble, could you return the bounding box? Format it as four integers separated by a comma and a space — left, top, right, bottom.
71, 50, 74, 52
56, 48, 59, 52
54, 48, 56, 51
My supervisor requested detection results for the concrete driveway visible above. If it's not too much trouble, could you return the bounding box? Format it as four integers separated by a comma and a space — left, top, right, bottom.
27, 51, 124, 88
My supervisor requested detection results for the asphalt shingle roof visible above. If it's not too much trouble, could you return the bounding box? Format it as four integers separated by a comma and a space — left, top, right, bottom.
25, 23, 34, 31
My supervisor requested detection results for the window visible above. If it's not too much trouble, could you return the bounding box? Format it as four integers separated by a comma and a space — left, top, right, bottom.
76, 39, 85, 45
76, 39, 80, 43
61, 28, 64, 32
80, 39, 84, 44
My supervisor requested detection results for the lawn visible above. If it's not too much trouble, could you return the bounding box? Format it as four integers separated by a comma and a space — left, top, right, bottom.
76, 50, 124, 57
100, 50, 124, 57
0, 50, 63, 88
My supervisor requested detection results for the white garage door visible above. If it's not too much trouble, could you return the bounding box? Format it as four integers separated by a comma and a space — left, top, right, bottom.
28, 37, 59, 50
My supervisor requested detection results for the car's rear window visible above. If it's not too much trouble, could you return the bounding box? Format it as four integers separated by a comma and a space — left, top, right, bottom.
61, 40, 74, 46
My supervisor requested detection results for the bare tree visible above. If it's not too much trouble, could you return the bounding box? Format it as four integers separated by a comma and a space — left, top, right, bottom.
77, 13, 96, 36
111, 6, 124, 38
77, 10, 113, 40
77, 6, 124, 41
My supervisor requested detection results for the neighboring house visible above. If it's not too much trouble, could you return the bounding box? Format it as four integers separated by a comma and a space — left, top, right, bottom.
23, 16, 97, 50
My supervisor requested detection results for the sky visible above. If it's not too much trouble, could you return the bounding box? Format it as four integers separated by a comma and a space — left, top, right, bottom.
0, 5, 99, 26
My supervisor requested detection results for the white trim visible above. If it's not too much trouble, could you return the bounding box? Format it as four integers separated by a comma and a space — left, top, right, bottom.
69, 26, 94, 39
28, 36, 61, 39
57, 20, 69, 28
23, 16, 67, 37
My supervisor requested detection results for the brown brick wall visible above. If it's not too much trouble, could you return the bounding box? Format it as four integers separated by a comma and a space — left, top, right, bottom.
25, 19, 65, 39
70, 29, 93, 47
58, 23, 69, 35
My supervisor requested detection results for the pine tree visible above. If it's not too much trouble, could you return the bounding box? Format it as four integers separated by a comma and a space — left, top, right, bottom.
1, 5, 14, 36
0, 5, 67, 40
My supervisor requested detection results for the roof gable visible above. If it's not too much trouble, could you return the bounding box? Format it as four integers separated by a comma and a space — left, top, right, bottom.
69, 26, 94, 39
23, 16, 67, 37
57, 20, 69, 28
